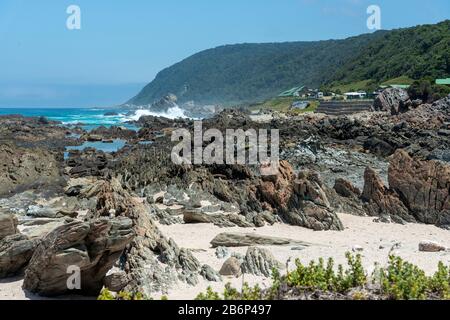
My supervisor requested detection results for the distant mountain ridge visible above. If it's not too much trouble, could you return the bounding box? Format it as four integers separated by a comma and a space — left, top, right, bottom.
128, 20, 450, 107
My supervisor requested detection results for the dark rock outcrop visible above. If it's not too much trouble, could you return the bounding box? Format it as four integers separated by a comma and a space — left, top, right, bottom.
388, 150, 450, 227
361, 150, 450, 228
373, 88, 409, 115
0, 143, 63, 196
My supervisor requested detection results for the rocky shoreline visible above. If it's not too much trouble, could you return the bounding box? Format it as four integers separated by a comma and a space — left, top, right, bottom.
0, 89, 449, 300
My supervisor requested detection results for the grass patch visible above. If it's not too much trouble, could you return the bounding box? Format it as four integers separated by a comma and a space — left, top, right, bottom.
249, 97, 319, 113
381, 76, 415, 86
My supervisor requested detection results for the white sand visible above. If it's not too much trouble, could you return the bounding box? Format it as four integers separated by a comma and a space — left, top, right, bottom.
1, 213, 448, 300
156, 213, 449, 300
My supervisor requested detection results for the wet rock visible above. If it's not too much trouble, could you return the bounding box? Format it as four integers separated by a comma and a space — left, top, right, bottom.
67, 149, 113, 178
219, 257, 242, 277
200, 264, 222, 282
23, 217, 134, 296
210, 232, 316, 248
418, 240, 446, 252
241, 247, 283, 277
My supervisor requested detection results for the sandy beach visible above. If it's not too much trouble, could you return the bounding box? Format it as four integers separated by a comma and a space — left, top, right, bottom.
2, 213, 448, 300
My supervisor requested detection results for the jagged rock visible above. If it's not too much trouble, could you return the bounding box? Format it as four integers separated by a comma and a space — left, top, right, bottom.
373, 88, 409, 115
215, 246, 230, 259
219, 257, 242, 277
259, 160, 295, 210
88, 180, 203, 295
241, 247, 283, 277
418, 241, 446, 252
388, 150, 450, 227
23, 217, 134, 296
295, 171, 331, 208
0, 234, 40, 278
361, 167, 414, 223
210, 232, 316, 248
259, 163, 344, 231
66, 149, 113, 178
0, 213, 18, 240
200, 264, 222, 282
104, 270, 130, 292
334, 179, 361, 198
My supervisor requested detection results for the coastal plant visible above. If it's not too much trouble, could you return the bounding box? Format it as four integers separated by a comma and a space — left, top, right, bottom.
286, 253, 366, 293
378, 255, 428, 300
428, 262, 450, 299
98, 288, 116, 300
195, 286, 222, 300
97, 289, 149, 300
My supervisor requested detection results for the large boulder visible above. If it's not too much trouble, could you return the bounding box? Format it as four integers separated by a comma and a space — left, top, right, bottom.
388, 150, 450, 227
361, 167, 414, 223
373, 88, 409, 115
219, 257, 242, 277
0, 234, 39, 278
210, 232, 316, 248
23, 217, 134, 296
258, 163, 343, 231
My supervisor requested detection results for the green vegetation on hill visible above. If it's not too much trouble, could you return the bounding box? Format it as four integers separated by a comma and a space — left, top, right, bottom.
329, 21, 450, 86
129, 20, 450, 106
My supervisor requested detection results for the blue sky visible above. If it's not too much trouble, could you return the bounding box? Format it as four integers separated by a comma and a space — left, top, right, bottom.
0, 0, 449, 107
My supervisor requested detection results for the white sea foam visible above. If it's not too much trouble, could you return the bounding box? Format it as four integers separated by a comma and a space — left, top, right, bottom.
124, 106, 187, 121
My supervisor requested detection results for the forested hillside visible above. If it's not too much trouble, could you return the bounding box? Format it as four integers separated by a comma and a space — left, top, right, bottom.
129, 20, 450, 106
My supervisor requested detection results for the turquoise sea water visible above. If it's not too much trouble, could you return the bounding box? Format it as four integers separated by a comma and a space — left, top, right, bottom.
0, 107, 137, 131
0, 107, 139, 155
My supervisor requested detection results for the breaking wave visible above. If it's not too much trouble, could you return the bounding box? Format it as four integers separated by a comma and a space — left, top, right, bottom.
124, 106, 187, 121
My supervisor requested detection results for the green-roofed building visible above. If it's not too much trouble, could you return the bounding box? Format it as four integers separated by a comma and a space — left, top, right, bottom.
436, 78, 450, 85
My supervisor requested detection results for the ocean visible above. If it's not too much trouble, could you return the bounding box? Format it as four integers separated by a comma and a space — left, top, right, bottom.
0, 106, 187, 131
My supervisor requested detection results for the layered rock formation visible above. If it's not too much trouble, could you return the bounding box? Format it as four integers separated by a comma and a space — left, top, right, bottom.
362, 150, 450, 228
23, 217, 134, 296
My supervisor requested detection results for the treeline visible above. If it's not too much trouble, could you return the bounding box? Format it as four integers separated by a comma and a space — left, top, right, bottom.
129, 20, 450, 106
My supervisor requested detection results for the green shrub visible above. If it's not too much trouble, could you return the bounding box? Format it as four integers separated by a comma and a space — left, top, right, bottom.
429, 262, 450, 299
97, 289, 149, 300
98, 288, 115, 300
286, 253, 366, 293
195, 286, 222, 300
379, 256, 428, 300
